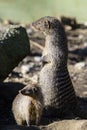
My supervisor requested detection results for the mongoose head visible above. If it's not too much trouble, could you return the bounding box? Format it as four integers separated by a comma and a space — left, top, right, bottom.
19, 84, 40, 98
32, 16, 62, 35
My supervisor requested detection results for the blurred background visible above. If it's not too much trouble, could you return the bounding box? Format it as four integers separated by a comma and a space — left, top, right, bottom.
0, 0, 87, 23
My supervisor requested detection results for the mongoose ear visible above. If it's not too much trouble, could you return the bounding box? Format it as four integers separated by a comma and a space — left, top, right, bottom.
44, 20, 50, 29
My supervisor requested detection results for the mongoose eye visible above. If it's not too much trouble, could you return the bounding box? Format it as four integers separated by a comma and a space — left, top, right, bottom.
44, 20, 50, 29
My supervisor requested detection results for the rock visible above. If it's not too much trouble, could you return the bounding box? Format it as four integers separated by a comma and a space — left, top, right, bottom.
61, 16, 77, 30
41, 120, 87, 130
26, 25, 35, 36
0, 82, 25, 102
1, 119, 87, 130
28, 75, 39, 83
0, 25, 30, 81
21, 63, 34, 75
74, 62, 85, 70
0, 125, 40, 130
34, 56, 41, 62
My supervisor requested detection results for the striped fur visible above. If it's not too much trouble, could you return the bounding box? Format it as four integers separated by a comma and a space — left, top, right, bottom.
33, 16, 78, 117
40, 64, 77, 116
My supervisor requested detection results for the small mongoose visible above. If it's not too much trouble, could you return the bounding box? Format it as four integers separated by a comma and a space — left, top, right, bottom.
12, 83, 43, 126
32, 16, 87, 118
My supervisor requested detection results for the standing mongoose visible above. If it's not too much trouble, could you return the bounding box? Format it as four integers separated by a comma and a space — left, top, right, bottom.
12, 83, 43, 126
32, 16, 87, 118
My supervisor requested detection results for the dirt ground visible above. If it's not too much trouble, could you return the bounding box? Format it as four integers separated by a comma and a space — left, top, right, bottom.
0, 17, 87, 126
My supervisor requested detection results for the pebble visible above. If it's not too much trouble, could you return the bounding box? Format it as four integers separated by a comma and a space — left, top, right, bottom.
84, 42, 87, 47
27, 27, 34, 36
28, 75, 39, 83
21, 63, 34, 74
82, 91, 87, 96
74, 62, 85, 70
34, 56, 41, 62
78, 34, 83, 39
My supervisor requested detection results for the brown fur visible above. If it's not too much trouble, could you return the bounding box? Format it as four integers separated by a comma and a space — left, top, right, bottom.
12, 83, 43, 126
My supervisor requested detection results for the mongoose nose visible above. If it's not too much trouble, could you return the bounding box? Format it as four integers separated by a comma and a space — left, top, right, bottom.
19, 89, 26, 95
21, 90, 26, 94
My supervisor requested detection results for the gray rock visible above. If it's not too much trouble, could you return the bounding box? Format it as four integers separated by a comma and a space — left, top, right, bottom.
0, 25, 30, 81
0, 125, 40, 130
0, 82, 25, 102
74, 62, 85, 70
34, 56, 41, 62
21, 63, 34, 75
42, 120, 87, 130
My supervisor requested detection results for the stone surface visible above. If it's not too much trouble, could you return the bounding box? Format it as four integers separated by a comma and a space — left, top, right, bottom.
1, 120, 87, 130
0, 25, 30, 81
0, 125, 40, 130
42, 120, 87, 130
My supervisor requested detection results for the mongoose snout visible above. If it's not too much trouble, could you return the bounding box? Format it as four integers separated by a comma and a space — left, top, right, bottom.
19, 85, 39, 98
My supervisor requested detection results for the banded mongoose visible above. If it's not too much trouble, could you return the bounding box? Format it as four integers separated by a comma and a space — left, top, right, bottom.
32, 16, 87, 118
12, 83, 43, 126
